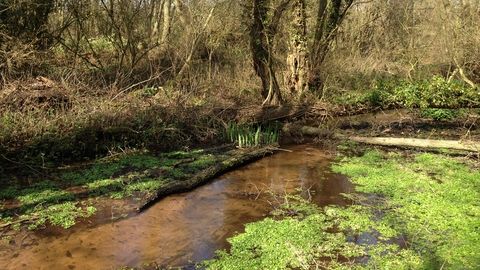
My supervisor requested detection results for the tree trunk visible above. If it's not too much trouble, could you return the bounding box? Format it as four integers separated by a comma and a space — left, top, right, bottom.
347, 136, 480, 152
309, 0, 354, 92
288, 0, 308, 98
289, 124, 480, 153
175, 5, 215, 81
148, 0, 172, 57
250, 0, 290, 106
159, 0, 172, 47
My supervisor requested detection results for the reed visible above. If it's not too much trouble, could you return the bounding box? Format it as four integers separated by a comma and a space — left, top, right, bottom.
224, 121, 279, 147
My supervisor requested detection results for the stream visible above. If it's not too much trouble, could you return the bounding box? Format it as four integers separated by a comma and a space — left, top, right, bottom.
1, 144, 354, 269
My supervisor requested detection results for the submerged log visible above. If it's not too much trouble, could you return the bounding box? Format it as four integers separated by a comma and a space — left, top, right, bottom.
135, 143, 280, 212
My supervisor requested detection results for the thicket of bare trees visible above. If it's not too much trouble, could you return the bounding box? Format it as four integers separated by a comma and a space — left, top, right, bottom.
327, 0, 480, 88
1, 0, 479, 105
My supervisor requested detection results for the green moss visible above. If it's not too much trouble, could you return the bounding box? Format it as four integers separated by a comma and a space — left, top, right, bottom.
332, 150, 480, 269
204, 149, 480, 269
1, 147, 236, 230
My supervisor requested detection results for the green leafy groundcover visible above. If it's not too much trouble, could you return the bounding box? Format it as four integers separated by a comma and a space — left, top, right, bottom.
202, 149, 480, 269
0, 148, 225, 230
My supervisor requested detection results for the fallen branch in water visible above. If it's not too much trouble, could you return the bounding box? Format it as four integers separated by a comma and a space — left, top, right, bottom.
135, 143, 281, 212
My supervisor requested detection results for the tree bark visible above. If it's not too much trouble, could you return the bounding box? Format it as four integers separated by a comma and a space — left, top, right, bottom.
347, 136, 480, 152
148, 0, 172, 57
136, 143, 281, 212
250, 0, 290, 106
310, 0, 354, 92
175, 5, 216, 81
288, 0, 308, 98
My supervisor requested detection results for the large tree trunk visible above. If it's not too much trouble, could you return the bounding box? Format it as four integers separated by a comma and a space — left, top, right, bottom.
250, 0, 290, 106
287, 0, 308, 98
148, 0, 172, 57
346, 136, 480, 152
175, 5, 215, 81
309, 0, 354, 92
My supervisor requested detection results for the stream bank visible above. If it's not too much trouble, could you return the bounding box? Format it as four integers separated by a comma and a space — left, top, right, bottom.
1, 109, 479, 269
0, 144, 352, 269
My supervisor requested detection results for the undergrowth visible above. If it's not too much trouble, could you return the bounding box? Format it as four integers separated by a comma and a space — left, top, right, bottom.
0, 95, 221, 166
333, 75, 479, 112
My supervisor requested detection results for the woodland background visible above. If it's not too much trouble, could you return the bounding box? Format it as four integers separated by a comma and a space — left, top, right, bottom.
0, 0, 478, 103
1, 0, 479, 163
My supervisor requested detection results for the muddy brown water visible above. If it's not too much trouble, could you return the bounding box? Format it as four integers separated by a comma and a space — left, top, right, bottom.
0, 144, 354, 269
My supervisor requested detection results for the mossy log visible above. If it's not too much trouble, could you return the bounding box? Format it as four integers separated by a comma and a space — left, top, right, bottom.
135, 143, 280, 212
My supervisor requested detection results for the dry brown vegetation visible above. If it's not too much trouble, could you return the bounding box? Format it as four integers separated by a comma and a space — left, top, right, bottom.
320, 1, 480, 96
1, 0, 479, 165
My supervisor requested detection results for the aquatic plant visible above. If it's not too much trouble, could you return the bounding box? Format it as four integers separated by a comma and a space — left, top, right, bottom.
203, 149, 480, 269
332, 150, 480, 269
0, 147, 230, 230
224, 121, 279, 148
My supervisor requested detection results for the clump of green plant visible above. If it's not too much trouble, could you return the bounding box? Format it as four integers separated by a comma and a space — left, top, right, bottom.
419, 108, 458, 121
331, 75, 478, 111
1, 200, 97, 230
2, 235, 13, 244
58, 154, 171, 200
336, 140, 359, 151
26, 202, 97, 230
268, 191, 319, 219
0, 146, 235, 231
386, 75, 478, 109
202, 190, 419, 269
0, 178, 97, 230
223, 121, 279, 148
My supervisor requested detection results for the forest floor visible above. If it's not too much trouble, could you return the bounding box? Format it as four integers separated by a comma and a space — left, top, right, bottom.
1, 78, 479, 268
2, 107, 478, 231
1, 104, 479, 269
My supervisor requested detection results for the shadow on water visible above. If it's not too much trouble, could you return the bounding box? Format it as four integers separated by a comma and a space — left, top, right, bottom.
1, 144, 354, 269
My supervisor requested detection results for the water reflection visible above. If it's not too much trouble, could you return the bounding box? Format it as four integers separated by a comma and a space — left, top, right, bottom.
1, 144, 353, 269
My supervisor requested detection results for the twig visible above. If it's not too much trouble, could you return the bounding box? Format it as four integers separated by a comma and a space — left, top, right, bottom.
110, 70, 170, 102
1, 154, 45, 176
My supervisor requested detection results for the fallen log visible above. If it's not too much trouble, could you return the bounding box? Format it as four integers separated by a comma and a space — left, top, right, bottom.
347, 136, 480, 152
236, 105, 309, 123
135, 143, 280, 212
285, 124, 480, 152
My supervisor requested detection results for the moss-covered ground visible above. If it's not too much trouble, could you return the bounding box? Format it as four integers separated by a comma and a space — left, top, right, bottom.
0, 147, 232, 231
202, 143, 480, 269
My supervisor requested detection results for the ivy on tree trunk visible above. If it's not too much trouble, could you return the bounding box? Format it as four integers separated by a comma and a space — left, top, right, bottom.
288, 0, 308, 98
250, 0, 290, 106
